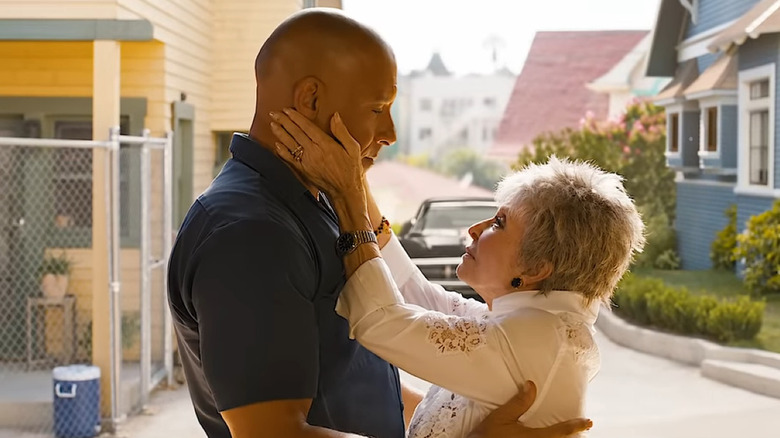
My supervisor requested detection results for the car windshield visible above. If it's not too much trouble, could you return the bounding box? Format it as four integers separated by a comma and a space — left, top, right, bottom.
420, 204, 497, 233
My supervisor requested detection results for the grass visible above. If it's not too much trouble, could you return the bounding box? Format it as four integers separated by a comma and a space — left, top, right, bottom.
631, 267, 780, 353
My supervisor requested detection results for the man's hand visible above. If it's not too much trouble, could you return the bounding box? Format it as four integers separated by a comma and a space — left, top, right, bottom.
468, 382, 592, 438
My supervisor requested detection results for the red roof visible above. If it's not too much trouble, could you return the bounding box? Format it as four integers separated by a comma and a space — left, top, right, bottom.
489, 30, 648, 161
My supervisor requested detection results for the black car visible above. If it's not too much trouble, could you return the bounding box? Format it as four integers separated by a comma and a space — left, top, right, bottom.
398, 197, 498, 298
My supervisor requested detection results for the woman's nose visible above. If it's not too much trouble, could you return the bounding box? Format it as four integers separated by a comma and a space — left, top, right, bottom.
468, 219, 489, 241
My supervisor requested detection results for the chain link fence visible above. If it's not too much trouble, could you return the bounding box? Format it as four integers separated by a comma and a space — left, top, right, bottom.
0, 130, 173, 437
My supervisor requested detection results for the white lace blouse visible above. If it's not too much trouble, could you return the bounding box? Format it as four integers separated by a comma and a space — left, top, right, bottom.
335, 235, 601, 438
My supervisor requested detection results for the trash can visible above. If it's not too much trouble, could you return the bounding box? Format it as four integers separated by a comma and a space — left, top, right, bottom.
52, 365, 101, 438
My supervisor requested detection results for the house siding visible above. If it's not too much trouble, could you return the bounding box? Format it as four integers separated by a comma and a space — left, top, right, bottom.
736, 194, 775, 233
211, 0, 301, 133
697, 52, 719, 73
117, 0, 215, 196
0, 1, 117, 19
676, 180, 736, 269
738, 34, 779, 71
685, 0, 761, 39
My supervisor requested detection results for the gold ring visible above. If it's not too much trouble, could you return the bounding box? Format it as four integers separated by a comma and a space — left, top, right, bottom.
292, 146, 304, 161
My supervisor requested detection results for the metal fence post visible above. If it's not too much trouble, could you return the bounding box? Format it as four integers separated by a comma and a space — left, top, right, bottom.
108, 126, 122, 427
163, 130, 174, 386
140, 129, 152, 405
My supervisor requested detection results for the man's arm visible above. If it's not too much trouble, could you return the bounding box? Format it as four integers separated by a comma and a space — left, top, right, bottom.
468, 382, 592, 438
192, 220, 361, 437
222, 399, 363, 438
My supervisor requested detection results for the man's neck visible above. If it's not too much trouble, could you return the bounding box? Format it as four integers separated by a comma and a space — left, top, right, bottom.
248, 128, 320, 199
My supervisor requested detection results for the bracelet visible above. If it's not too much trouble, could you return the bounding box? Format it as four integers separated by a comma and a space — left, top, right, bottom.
374, 216, 391, 236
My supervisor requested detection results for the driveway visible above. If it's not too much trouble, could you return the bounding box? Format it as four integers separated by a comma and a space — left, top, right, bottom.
123, 331, 780, 438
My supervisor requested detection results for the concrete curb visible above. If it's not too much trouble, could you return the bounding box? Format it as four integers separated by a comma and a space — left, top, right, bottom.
596, 306, 780, 398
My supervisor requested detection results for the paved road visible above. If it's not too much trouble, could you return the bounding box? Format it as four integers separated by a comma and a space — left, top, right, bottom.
121, 331, 780, 438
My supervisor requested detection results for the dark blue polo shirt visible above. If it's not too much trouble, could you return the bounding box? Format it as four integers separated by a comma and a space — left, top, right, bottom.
168, 134, 405, 438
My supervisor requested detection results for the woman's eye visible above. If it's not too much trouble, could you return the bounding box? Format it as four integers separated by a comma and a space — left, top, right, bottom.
372, 108, 383, 114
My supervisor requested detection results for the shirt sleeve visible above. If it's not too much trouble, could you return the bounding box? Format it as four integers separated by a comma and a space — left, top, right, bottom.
190, 219, 319, 412
335, 258, 565, 408
382, 233, 487, 316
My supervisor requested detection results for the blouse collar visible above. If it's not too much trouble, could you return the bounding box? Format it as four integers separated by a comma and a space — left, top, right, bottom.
490, 290, 600, 324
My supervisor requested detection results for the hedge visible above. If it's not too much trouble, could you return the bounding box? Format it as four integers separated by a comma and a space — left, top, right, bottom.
613, 274, 765, 342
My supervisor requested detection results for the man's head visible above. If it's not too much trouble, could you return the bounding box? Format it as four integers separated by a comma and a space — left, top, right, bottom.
250, 8, 397, 171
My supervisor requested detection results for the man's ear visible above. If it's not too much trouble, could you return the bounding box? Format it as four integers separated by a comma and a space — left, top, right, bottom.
292, 76, 323, 119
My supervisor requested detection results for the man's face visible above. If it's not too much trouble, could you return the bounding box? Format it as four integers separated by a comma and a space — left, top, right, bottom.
321, 51, 398, 171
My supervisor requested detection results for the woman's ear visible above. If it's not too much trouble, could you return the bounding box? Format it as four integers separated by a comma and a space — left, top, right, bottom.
292, 76, 323, 119
523, 261, 553, 287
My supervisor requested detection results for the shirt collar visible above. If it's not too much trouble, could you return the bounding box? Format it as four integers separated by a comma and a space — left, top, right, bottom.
228, 133, 311, 199
490, 290, 600, 325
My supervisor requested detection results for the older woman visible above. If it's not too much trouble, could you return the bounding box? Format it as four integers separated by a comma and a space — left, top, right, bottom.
270, 109, 644, 438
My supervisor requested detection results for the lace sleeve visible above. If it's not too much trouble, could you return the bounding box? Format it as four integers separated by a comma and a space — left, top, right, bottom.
336, 259, 566, 408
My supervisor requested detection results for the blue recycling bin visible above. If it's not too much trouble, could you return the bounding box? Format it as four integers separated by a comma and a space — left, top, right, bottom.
52, 365, 101, 438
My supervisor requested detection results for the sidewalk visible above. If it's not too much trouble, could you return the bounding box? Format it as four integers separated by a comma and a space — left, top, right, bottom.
114, 385, 204, 438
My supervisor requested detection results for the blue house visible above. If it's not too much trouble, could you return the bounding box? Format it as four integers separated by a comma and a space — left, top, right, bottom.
648, 0, 780, 269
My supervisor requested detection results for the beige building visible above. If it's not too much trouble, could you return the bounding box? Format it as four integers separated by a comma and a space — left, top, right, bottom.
0, 0, 341, 426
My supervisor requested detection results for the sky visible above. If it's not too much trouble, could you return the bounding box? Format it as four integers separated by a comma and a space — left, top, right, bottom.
342, 0, 662, 76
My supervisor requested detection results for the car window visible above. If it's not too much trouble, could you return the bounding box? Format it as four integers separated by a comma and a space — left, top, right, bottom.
420, 205, 497, 231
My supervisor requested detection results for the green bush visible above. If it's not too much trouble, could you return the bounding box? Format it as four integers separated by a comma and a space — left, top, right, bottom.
710, 205, 737, 271
654, 248, 680, 270
735, 200, 780, 295
635, 209, 677, 269
613, 273, 764, 342
706, 296, 765, 342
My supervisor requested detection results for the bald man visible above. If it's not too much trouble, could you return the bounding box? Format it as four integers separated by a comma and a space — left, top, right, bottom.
168, 8, 588, 438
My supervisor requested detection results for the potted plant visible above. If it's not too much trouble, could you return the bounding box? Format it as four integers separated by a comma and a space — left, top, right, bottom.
39, 252, 72, 299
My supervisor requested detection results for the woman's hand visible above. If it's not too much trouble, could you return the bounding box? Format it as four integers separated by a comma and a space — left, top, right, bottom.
270, 108, 363, 200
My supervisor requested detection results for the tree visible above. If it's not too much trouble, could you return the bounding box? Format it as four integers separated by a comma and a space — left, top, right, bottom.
438, 147, 508, 190
514, 100, 677, 267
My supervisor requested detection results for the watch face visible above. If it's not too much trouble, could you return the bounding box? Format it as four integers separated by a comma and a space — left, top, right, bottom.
336, 233, 356, 256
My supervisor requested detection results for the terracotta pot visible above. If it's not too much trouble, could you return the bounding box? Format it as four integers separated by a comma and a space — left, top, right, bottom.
41, 274, 69, 299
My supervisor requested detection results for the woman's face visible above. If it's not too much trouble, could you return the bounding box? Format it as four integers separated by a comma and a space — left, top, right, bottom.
456, 205, 527, 304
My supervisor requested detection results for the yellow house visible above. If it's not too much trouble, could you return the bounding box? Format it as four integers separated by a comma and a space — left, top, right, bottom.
0, 0, 342, 430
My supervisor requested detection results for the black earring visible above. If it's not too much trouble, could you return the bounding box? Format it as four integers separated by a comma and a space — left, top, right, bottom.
511, 277, 523, 288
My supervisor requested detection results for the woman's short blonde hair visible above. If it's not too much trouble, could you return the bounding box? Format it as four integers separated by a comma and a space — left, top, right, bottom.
495, 156, 645, 304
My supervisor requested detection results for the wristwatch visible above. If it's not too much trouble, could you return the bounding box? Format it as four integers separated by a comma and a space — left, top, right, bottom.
335, 230, 378, 257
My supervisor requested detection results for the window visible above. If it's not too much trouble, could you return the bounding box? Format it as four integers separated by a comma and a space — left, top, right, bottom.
420, 99, 432, 111
704, 106, 718, 152
214, 131, 232, 176
669, 113, 680, 153
738, 64, 775, 191
419, 127, 432, 140
483, 97, 496, 108
750, 79, 769, 99
749, 110, 769, 185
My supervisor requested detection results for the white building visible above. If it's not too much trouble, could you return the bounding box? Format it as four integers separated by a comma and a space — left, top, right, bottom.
395, 53, 515, 160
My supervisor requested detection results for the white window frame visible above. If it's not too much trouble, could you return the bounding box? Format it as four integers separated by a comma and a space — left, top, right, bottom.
666, 110, 682, 158
694, 93, 738, 160
663, 102, 696, 158
737, 63, 775, 194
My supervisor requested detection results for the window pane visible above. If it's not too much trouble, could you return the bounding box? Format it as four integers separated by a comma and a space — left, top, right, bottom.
749, 110, 769, 185
750, 79, 770, 99
707, 107, 718, 152
669, 113, 679, 152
